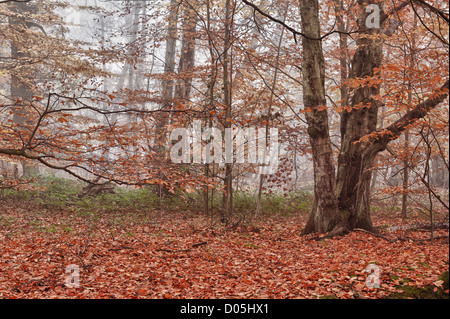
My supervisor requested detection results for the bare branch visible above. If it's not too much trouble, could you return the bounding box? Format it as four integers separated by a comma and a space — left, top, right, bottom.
0, 0, 32, 3
241, 0, 363, 42
369, 80, 449, 153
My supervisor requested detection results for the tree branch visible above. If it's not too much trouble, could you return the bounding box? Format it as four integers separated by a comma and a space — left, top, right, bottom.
241, 0, 364, 42
0, 0, 32, 3
412, 0, 450, 24
369, 80, 449, 153
410, 0, 449, 45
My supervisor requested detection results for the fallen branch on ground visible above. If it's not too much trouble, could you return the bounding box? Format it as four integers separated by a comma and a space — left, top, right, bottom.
155, 241, 208, 253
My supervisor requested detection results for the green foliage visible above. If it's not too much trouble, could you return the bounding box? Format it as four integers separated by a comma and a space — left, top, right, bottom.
233, 190, 312, 216
76, 188, 159, 214
35, 175, 83, 210
0, 175, 313, 217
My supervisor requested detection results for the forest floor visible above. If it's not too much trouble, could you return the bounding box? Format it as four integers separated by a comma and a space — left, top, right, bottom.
0, 204, 448, 299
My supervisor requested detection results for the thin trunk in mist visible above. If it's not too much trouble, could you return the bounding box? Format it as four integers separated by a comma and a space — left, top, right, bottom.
221, 0, 233, 223
256, 3, 288, 216
154, 0, 178, 196
127, 2, 141, 91
175, 2, 197, 103
9, 1, 37, 178
401, 14, 417, 219
155, 0, 178, 154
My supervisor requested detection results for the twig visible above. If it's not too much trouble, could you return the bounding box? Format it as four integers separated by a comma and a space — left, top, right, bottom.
192, 241, 208, 248
78, 239, 89, 255
353, 228, 397, 243
108, 246, 135, 251
155, 241, 208, 253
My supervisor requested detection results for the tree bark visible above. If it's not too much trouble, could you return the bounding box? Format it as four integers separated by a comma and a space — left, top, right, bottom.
299, 0, 341, 235
333, 0, 348, 108
221, 0, 233, 224
9, 1, 38, 178
155, 0, 178, 148
335, 0, 387, 232
154, 0, 178, 197
256, 3, 288, 216
175, 2, 197, 103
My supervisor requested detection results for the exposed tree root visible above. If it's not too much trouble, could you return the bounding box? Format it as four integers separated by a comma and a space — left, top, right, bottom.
353, 228, 396, 242
377, 222, 449, 232
306, 225, 350, 241
305, 223, 449, 242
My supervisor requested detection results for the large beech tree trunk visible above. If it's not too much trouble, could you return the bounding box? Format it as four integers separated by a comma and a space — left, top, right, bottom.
335, 0, 386, 232
301, 0, 387, 235
299, 0, 341, 235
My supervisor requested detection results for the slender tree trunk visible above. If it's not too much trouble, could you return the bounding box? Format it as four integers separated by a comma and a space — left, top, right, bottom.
401, 93, 411, 219
221, 0, 233, 224
401, 14, 417, 219
370, 102, 386, 190
154, 0, 178, 196
299, 0, 341, 235
256, 3, 287, 216
127, 2, 141, 91
175, 2, 197, 103
155, 0, 178, 147
9, 1, 37, 178
203, 0, 218, 217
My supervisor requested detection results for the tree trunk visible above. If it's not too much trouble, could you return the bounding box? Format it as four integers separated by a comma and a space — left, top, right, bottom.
221, 0, 233, 224
203, 0, 221, 218
175, 2, 197, 103
154, 0, 178, 197
333, 0, 348, 108
155, 0, 178, 149
299, 0, 341, 235
401, 13, 417, 219
9, 1, 38, 178
401, 96, 411, 219
256, 3, 288, 216
335, 0, 386, 232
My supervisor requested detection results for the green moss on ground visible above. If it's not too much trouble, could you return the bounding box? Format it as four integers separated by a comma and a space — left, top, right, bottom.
387, 271, 449, 299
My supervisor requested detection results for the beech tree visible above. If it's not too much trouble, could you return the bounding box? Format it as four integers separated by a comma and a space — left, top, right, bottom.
244, 0, 449, 236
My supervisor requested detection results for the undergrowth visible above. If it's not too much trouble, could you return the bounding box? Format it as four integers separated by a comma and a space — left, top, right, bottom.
0, 174, 313, 218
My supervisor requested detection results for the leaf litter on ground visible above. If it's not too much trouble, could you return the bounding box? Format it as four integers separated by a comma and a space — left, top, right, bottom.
0, 206, 448, 299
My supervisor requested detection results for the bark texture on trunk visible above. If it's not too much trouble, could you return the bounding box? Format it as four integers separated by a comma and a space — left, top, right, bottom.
335, 0, 386, 232
221, 0, 233, 224
175, 3, 197, 103
155, 0, 178, 152
299, 0, 341, 235
154, 0, 178, 196
9, 1, 38, 178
